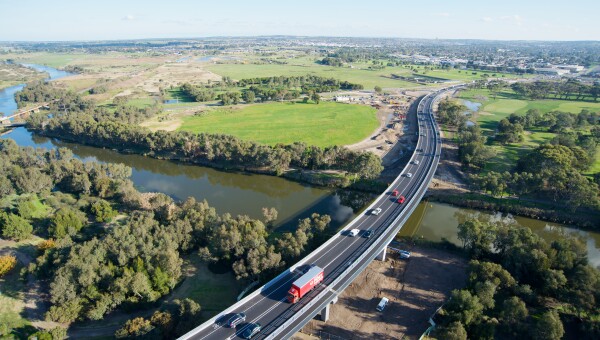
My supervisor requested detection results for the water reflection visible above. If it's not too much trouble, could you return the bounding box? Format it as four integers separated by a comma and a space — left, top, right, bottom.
3, 128, 356, 229
400, 202, 600, 269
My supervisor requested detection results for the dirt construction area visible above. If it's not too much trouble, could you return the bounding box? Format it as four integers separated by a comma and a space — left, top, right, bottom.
297, 246, 467, 340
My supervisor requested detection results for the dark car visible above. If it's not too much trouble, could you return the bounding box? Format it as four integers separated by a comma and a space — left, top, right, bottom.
226, 312, 246, 328
242, 323, 261, 339
363, 230, 373, 239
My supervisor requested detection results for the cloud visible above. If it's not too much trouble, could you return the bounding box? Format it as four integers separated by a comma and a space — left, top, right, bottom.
500, 14, 524, 25
433, 12, 450, 17
122, 14, 135, 21
481, 17, 493, 22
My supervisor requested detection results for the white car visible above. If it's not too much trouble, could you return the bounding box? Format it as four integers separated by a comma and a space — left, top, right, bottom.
399, 250, 411, 259
405, 173, 413, 178
371, 208, 382, 215
411, 160, 420, 165
349, 229, 360, 237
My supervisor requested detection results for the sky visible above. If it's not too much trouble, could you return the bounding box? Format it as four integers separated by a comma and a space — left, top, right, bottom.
1, 0, 598, 41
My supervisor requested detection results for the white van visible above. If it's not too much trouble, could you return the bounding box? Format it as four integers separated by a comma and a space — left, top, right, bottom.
376, 297, 389, 312
349, 229, 360, 237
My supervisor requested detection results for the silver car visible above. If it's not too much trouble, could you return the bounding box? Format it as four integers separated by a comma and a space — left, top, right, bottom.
405, 173, 413, 178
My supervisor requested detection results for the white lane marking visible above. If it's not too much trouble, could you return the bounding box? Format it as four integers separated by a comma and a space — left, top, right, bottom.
198, 100, 438, 339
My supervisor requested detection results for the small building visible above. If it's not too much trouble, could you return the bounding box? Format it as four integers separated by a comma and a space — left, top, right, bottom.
334, 96, 354, 102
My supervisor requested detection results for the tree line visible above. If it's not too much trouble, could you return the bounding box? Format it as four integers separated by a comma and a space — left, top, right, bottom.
19, 83, 382, 182
179, 74, 364, 105
437, 92, 600, 213
434, 216, 600, 339
511, 80, 600, 102
0, 139, 339, 332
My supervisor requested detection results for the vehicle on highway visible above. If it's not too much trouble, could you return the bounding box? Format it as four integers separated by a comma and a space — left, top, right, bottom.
371, 207, 382, 215
391, 190, 399, 196
226, 312, 246, 328
405, 173, 413, 178
349, 229, 360, 237
241, 323, 261, 339
411, 160, 419, 165
397, 195, 406, 204
399, 250, 411, 259
287, 266, 324, 303
376, 297, 389, 312
363, 230, 373, 239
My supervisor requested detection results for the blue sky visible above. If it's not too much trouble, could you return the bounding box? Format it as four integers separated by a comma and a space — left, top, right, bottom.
1, 0, 598, 41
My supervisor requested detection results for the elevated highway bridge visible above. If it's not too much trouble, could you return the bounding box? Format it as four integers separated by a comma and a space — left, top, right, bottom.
181, 86, 461, 340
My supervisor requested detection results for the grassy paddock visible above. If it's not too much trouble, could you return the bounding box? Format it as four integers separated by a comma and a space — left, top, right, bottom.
178, 101, 379, 147
204, 59, 526, 89
457, 88, 600, 173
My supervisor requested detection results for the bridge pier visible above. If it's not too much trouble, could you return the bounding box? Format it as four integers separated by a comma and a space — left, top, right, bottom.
320, 304, 330, 322
377, 247, 387, 261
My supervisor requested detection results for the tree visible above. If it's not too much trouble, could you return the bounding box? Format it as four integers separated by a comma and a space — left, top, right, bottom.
0, 213, 33, 241
438, 321, 467, 340
474, 280, 497, 310
444, 289, 484, 326
457, 220, 495, 257
0, 255, 17, 277
150, 310, 174, 335
500, 296, 528, 325
242, 90, 256, 103
49, 207, 86, 238
311, 92, 320, 104
115, 317, 154, 338
532, 310, 564, 340
173, 298, 201, 335
261, 207, 278, 228
90, 200, 117, 223
11, 167, 53, 194
374, 85, 382, 94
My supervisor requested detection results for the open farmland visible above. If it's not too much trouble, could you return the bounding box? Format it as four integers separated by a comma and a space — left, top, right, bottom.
178, 101, 379, 147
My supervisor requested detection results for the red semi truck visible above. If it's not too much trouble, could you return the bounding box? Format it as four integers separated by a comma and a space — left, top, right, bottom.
287, 266, 324, 303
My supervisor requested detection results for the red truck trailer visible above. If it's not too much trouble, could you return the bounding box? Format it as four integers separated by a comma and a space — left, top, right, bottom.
287, 266, 324, 303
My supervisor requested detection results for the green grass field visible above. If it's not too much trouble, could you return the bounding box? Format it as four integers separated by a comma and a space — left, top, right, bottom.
204, 56, 527, 90
458, 88, 600, 173
8, 52, 89, 68
179, 101, 378, 147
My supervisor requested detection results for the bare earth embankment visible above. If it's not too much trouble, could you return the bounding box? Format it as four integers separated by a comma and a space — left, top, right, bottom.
298, 245, 467, 339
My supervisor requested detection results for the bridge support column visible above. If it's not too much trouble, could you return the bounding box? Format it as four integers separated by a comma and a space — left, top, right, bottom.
320, 304, 330, 322
377, 247, 387, 261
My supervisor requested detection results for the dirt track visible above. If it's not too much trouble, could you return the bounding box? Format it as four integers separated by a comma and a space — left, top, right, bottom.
298, 246, 467, 339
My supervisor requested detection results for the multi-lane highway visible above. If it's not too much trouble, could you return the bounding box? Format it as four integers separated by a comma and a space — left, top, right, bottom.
181, 87, 453, 340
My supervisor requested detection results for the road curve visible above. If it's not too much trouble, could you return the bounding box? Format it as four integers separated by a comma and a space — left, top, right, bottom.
180, 87, 457, 340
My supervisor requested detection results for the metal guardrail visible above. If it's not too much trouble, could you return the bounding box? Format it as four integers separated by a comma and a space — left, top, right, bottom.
180, 87, 455, 340
266, 90, 446, 339
179, 94, 432, 340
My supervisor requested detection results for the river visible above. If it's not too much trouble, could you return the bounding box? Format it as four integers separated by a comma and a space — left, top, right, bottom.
0, 64, 355, 229
1, 65, 598, 266
400, 201, 600, 268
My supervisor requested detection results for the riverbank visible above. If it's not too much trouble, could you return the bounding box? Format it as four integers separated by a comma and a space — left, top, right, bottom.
0, 62, 47, 90
29, 125, 387, 192
426, 188, 600, 230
